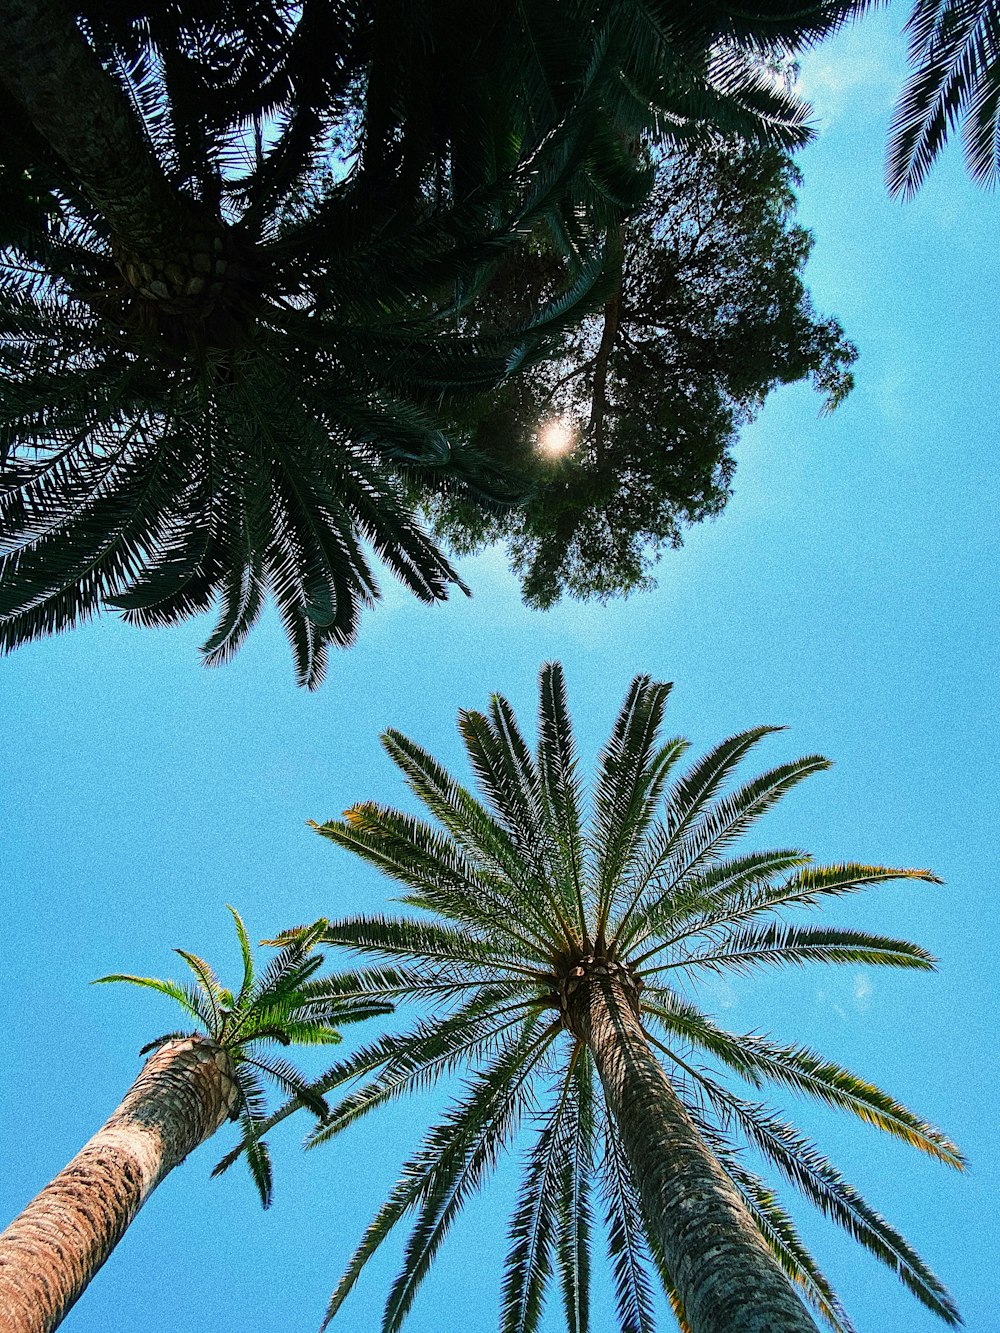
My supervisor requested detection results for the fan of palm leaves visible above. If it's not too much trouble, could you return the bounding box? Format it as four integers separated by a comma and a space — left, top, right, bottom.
888, 0, 1000, 194
257, 664, 960, 1332
95, 907, 392, 1205
1, 1, 875, 683
0, 134, 610, 685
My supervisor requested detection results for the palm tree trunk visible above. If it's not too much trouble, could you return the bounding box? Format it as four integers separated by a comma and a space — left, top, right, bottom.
0, 1035, 239, 1333
573, 970, 819, 1333
0, 0, 238, 313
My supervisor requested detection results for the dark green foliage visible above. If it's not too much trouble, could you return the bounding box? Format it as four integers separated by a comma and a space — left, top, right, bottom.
96, 907, 391, 1206
263, 664, 960, 1331
0, 2, 868, 682
0, 202, 573, 685
889, 0, 1000, 194
426, 140, 857, 608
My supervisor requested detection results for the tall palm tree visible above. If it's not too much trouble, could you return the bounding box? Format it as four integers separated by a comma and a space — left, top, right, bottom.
0, 1, 871, 683
267, 664, 961, 1333
0, 909, 389, 1333
888, 0, 1000, 194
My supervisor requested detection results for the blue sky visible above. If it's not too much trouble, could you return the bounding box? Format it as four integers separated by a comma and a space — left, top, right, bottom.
1, 8, 996, 1333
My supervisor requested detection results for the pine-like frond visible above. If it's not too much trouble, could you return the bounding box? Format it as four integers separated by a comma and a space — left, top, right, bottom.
646, 993, 964, 1165
693, 1079, 962, 1325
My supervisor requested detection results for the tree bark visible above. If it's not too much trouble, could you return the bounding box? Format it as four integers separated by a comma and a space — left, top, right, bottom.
0, 0, 239, 314
572, 970, 820, 1333
0, 1035, 239, 1333
0, 0, 191, 251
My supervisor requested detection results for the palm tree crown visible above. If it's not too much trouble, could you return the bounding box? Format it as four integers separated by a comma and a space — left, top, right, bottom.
0, 1, 874, 684
98, 907, 390, 1204
287, 664, 960, 1333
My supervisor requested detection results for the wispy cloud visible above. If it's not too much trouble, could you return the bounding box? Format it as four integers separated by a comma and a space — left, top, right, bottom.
796, 31, 901, 130
815, 973, 873, 1020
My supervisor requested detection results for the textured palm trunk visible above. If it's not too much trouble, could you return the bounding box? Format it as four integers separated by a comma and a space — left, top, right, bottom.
0, 1035, 239, 1333
572, 969, 820, 1333
0, 0, 239, 316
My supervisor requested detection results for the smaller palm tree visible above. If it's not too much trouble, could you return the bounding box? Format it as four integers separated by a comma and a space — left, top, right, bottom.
267, 664, 962, 1333
0, 909, 390, 1333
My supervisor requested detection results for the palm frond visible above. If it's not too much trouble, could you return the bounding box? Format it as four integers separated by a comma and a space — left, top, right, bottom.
554, 1054, 594, 1333
721, 1159, 857, 1333
646, 993, 963, 1166
599, 1112, 658, 1333
323, 1019, 558, 1331
647, 923, 937, 979
694, 1079, 961, 1326
536, 662, 587, 932
308, 991, 537, 1149
92, 972, 207, 1025
591, 675, 679, 938
888, 0, 1000, 194
501, 1055, 581, 1333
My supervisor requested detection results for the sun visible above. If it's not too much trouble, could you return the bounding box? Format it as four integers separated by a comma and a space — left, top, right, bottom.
535, 416, 576, 459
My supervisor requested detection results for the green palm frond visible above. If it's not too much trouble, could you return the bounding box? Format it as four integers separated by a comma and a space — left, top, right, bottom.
697, 1084, 961, 1326
632, 862, 943, 960
618, 848, 813, 955
296, 662, 959, 1331
592, 676, 680, 938
536, 661, 587, 913
93, 973, 206, 1025
599, 1113, 659, 1333
322, 1019, 559, 1333
501, 1088, 566, 1333
645, 993, 963, 1164
643, 923, 937, 978
888, 0, 1000, 194
711, 1153, 855, 1333
308, 992, 537, 1149
554, 1054, 595, 1333
383, 1021, 560, 1333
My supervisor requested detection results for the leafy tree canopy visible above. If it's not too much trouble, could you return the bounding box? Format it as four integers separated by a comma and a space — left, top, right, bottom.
0, 2, 865, 682
426, 138, 857, 608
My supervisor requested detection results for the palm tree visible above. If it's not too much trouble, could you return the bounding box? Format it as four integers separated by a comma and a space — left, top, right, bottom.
888, 0, 1000, 194
268, 664, 961, 1333
0, 0, 605, 685
0, 909, 389, 1333
0, 1, 871, 683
